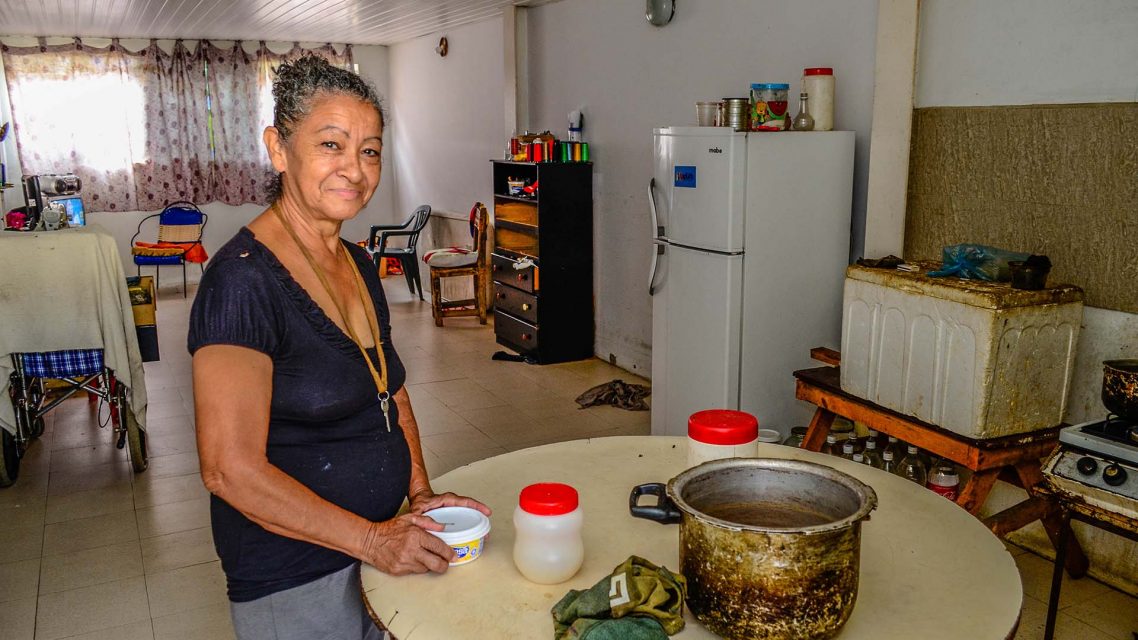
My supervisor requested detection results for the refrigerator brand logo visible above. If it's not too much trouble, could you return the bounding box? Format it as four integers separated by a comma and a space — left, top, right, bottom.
708, 147, 723, 154
674, 166, 697, 188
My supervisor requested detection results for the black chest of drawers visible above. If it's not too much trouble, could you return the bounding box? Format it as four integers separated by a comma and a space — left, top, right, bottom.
490, 160, 593, 364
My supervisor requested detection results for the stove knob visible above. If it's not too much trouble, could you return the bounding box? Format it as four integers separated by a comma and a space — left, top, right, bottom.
1102, 464, 1128, 487
1076, 456, 1098, 475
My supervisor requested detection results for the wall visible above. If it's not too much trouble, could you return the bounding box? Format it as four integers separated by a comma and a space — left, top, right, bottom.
913, 0, 1138, 595
905, 102, 1138, 312
916, 0, 1138, 107
387, 21, 503, 218
0, 37, 394, 290
526, 0, 878, 372
387, 18, 505, 304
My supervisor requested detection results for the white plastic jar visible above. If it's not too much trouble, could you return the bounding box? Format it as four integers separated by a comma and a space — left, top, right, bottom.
513, 483, 584, 584
687, 409, 759, 467
802, 67, 835, 131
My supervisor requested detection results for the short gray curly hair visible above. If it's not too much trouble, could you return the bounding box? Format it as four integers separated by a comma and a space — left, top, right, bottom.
265, 53, 386, 202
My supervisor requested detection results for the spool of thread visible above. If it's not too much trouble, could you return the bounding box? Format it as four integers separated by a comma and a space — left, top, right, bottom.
532, 141, 544, 162
581, 143, 589, 162
525, 143, 534, 162
545, 138, 554, 162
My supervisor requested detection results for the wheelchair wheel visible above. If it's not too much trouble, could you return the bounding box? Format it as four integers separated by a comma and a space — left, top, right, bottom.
0, 427, 20, 488
116, 383, 149, 472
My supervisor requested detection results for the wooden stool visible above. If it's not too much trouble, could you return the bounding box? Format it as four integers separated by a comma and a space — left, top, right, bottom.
795, 351, 1089, 578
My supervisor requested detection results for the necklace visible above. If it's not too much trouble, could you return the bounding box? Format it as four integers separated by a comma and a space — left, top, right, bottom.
272, 205, 392, 431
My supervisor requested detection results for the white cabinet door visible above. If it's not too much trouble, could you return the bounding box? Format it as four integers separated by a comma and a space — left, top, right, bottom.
651, 243, 743, 437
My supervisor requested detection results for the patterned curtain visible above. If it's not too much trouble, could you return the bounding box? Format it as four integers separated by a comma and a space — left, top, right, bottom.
203, 41, 270, 205
2, 38, 149, 211
136, 40, 212, 208
1, 38, 354, 211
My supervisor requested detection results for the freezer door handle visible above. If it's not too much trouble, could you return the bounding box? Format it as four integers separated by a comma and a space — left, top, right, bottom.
648, 178, 664, 238
649, 239, 666, 296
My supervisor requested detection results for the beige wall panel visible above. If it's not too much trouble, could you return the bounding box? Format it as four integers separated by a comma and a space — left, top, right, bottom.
905, 103, 1138, 313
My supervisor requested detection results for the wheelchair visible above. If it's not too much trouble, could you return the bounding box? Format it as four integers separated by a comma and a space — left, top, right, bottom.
3, 349, 148, 487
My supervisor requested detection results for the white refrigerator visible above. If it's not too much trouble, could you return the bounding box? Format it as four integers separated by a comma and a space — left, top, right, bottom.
649, 127, 855, 438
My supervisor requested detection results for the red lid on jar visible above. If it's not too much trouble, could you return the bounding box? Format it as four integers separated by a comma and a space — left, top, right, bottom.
804, 67, 833, 76
519, 483, 579, 515
688, 410, 759, 445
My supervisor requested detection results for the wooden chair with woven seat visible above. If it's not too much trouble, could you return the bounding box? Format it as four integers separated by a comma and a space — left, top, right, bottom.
424, 202, 489, 327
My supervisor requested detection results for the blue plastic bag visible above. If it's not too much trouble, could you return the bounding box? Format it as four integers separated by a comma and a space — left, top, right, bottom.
927, 244, 1030, 281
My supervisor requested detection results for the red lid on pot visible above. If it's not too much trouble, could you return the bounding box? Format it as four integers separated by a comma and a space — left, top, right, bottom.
519, 483, 579, 515
688, 410, 759, 445
804, 67, 833, 76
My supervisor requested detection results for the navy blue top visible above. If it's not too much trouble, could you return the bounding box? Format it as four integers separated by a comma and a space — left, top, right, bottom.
188, 227, 409, 602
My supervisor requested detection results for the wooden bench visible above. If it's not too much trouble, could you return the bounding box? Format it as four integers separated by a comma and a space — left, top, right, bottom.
795, 350, 1088, 578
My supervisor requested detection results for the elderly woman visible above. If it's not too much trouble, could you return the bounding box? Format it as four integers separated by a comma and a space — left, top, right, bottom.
189, 55, 489, 640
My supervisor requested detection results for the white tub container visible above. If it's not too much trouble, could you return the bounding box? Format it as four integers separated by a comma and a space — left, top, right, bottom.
840, 264, 1084, 439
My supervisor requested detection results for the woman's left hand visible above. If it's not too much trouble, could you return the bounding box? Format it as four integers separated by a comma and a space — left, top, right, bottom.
409, 489, 492, 517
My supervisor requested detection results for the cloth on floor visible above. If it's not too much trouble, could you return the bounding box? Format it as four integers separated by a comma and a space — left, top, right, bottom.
552, 556, 687, 640
492, 350, 536, 364
575, 380, 651, 411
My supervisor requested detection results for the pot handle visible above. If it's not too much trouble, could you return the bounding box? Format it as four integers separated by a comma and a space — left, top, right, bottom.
629, 483, 682, 524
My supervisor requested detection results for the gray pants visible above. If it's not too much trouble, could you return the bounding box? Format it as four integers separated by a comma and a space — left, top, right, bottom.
230, 563, 385, 640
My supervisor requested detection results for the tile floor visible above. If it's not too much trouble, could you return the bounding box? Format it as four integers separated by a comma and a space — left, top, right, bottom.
1, 281, 1136, 639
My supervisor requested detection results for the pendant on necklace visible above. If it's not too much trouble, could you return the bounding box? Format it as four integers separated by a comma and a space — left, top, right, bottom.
379, 392, 391, 432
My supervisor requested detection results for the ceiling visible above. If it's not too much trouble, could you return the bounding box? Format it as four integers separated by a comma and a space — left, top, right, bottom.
0, 0, 557, 46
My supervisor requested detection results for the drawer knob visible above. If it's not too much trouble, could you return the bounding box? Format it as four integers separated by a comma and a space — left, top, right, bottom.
492, 264, 500, 272
521, 333, 532, 341
496, 293, 505, 300
517, 274, 527, 282
521, 303, 531, 311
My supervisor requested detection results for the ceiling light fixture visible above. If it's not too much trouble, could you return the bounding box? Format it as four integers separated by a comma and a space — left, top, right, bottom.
435, 36, 449, 57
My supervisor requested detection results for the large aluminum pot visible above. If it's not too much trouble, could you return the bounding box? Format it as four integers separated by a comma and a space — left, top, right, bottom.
629, 458, 877, 640
1103, 360, 1138, 423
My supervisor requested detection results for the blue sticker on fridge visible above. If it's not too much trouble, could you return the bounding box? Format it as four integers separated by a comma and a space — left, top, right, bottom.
674, 166, 696, 188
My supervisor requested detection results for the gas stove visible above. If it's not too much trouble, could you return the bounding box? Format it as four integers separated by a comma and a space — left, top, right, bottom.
1044, 417, 1138, 519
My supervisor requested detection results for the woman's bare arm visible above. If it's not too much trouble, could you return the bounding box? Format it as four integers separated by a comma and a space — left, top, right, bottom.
193, 344, 454, 574
393, 387, 492, 516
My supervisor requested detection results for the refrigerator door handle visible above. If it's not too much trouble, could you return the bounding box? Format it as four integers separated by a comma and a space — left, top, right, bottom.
649, 178, 665, 239
649, 240, 665, 296
648, 177, 666, 296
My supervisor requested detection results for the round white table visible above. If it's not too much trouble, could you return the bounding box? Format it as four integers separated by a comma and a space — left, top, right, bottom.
362, 437, 1022, 639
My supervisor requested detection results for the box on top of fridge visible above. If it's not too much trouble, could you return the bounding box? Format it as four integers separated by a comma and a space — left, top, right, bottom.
841, 263, 1085, 439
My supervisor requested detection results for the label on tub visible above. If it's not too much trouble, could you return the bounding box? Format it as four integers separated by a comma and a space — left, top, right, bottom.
674, 166, 696, 188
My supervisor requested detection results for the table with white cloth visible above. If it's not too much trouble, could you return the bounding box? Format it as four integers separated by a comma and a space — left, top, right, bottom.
361, 436, 1024, 639
0, 226, 147, 435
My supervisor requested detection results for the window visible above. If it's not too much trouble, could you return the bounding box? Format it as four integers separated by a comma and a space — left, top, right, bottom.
1, 38, 353, 212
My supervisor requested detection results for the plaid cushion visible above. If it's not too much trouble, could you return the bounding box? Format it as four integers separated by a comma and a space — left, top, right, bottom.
17, 349, 104, 377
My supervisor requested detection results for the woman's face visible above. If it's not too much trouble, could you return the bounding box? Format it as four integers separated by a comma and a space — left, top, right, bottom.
266, 92, 383, 223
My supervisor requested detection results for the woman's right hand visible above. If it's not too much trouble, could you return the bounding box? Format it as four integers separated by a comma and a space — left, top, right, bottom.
362, 514, 456, 575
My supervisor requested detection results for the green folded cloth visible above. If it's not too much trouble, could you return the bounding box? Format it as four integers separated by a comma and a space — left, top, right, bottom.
551, 556, 687, 640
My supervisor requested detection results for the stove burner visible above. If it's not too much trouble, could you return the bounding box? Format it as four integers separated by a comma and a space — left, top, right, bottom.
1085, 415, 1138, 447
1060, 417, 1138, 467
